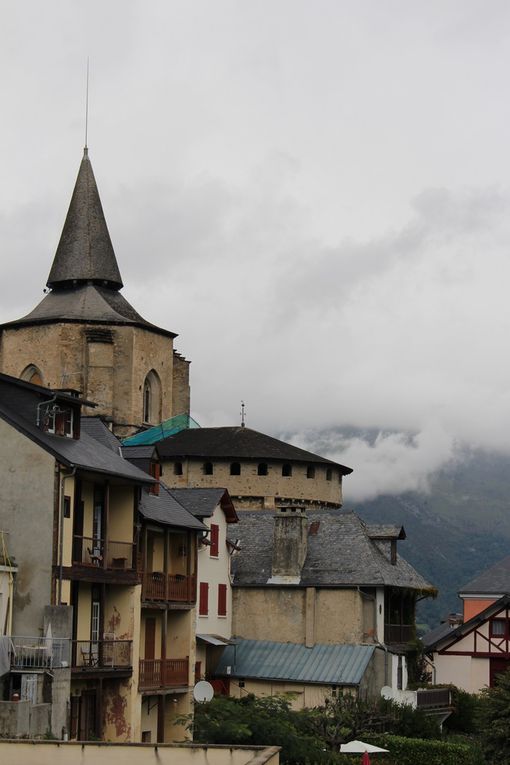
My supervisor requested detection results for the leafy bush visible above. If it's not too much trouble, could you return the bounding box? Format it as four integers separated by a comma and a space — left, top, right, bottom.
478, 668, 510, 764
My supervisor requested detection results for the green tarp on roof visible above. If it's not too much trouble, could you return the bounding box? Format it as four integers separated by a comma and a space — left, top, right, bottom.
122, 413, 200, 446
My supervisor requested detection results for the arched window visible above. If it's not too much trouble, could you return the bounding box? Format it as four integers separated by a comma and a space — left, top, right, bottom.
282, 464, 292, 477
203, 462, 214, 475
142, 370, 162, 424
306, 466, 315, 479
230, 462, 241, 476
20, 364, 44, 387
257, 463, 268, 476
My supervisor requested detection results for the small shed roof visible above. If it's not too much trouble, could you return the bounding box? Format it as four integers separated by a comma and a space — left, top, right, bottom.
214, 640, 376, 685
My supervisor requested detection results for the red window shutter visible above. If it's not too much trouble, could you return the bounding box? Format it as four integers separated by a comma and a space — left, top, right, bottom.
199, 582, 209, 615
210, 524, 219, 557
218, 583, 227, 616
150, 462, 160, 495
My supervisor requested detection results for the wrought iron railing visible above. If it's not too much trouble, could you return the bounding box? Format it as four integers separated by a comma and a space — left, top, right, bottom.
416, 688, 452, 709
139, 658, 189, 689
141, 572, 196, 603
72, 536, 135, 570
72, 640, 132, 670
10, 636, 70, 670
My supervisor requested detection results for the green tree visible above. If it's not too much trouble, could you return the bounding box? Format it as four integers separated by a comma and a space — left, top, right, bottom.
479, 668, 510, 764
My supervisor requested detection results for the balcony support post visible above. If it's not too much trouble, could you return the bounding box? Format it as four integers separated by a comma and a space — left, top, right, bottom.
164, 528, 169, 601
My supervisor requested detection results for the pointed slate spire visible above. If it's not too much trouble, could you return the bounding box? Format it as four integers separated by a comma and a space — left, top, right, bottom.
47, 148, 123, 290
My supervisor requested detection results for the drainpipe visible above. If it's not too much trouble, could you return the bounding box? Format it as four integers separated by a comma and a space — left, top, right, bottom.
58, 465, 77, 606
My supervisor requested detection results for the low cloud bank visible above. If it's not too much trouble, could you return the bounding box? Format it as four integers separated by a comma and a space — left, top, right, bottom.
288, 421, 456, 502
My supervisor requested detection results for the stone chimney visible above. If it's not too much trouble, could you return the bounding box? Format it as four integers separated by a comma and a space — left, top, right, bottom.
267, 506, 308, 584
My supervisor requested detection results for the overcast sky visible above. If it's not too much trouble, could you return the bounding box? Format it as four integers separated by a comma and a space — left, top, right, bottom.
2, 1, 510, 500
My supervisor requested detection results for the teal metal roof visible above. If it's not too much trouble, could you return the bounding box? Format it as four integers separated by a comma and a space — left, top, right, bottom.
214, 640, 376, 686
122, 413, 200, 446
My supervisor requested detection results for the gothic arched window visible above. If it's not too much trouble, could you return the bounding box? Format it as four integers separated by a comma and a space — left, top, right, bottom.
142, 370, 162, 425
20, 364, 44, 387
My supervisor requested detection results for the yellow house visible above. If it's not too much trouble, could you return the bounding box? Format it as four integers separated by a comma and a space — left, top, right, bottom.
0, 374, 206, 743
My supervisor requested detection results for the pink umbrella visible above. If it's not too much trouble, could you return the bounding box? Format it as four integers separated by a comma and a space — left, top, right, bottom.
362, 752, 370, 765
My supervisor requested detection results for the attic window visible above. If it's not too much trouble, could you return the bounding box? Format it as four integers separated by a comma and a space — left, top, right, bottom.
306, 466, 315, 479
282, 464, 292, 477
41, 403, 74, 438
203, 462, 214, 475
230, 462, 241, 476
258, 463, 268, 476
174, 462, 183, 476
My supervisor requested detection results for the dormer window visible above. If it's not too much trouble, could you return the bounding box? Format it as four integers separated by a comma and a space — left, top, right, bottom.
40, 403, 75, 438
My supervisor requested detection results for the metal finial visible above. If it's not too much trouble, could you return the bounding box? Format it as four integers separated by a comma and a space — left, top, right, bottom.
84, 57, 90, 150
240, 401, 246, 428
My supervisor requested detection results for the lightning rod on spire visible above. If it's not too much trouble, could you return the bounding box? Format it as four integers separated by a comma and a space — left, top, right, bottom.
240, 401, 246, 428
84, 57, 90, 150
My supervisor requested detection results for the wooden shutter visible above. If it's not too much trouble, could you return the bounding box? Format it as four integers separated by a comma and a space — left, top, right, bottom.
210, 524, 219, 557
218, 583, 227, 616
199, 582, 209, 615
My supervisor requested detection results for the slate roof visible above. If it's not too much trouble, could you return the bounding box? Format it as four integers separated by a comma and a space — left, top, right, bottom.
460, 555, 510, 595
157, 426, 353, 473
122, 445, 158, 460
169, 488, 238, 523
140, 484, 206, 531
0, 373, 153, 485
81, 417, 122, 453
229, 509, 434, 591
214, 640, 376, 686
367, 525, 406, 540
0, 150, 176, 339
421, 621, 457, 650
47, 148, 123, 289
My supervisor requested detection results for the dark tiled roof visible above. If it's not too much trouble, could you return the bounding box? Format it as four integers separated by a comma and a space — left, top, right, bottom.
169, 488, 238, 522
47, 149, 123, 289
140, 484, 206, 531
1, 284, 177, 338
81, 417, 122, 453
367, 525, 406, 540
157, 427, 352, 473
214, 640, 376, 685
0, 374, 153, 484
122, 445, 158, 460
421, 622, 457, 650
229, 509, 434, 591
460, 555, 510, 595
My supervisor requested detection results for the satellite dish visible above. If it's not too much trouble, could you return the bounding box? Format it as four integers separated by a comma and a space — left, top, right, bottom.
193, 680, 214, 703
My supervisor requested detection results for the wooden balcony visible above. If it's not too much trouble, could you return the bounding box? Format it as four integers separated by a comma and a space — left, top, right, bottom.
139, 658, 189, 690
384, 623, 415, 644
71, 640, 132, 676
66, 536, 138, 583
142, 572, 196, 604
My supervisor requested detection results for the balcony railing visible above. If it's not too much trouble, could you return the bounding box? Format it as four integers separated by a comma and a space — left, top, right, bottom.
142, 572, 196, 603
384, 623, 415, 644
72, 640, 132, 670
139, 658, 189, 690
10, 636, 70, 670
72, 536, 135, 570
416, 688, 452, 709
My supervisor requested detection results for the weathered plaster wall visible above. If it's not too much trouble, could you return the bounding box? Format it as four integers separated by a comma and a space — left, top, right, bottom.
0, 740, 279, 765
0, 419, 55, 635
232, 587, 367, 645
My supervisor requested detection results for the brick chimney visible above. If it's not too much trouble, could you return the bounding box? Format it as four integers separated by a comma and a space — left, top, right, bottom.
267, 506, 308, 584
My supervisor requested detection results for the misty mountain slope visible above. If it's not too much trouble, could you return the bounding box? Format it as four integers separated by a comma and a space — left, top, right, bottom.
353, 492, 510, 630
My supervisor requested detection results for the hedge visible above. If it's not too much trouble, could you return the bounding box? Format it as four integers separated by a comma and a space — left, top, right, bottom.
350, 734, 480, 765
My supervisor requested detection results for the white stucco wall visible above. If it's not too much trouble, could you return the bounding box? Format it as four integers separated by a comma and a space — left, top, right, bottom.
196, 504, 233, 639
